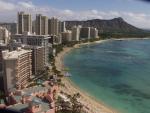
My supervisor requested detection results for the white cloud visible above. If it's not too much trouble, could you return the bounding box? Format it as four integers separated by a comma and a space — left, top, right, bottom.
109, 11, 120, 17
91, 10, 99, 15
63, 10, 73, 15
122, 12, 148, 22
121, 12, 150, 28
0, 1, 16, 11
18, 1, 35, 9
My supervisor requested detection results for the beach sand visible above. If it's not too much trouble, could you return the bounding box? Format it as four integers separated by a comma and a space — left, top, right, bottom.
55, 40, 118, 113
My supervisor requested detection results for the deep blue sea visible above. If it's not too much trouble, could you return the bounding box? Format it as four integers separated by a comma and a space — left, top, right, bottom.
64, 39, 150, 113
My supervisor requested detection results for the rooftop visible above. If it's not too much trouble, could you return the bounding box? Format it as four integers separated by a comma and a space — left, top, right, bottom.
13, 33, 51, 38
22, 45, 44, 49
7, 103, 28, 112
2, 48, 31, 60
7, 81, 57, 113
12, 86, 50, 105
31, 97, 51, 113
7, 97, 53, 113
22, 86, 49, 95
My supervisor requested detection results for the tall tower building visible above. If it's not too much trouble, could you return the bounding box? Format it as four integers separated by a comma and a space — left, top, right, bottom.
17, 12, 32, 34
90, 27, 98, 38
23, 46, 45, 75
2, 48, 32, 93
61, 30, 72, 44
72, 26, 81, 41
35, 14, 48, 35
11, 34, 51, 65
48, 17, 59, 36
0, 27, 10, 44
80, 27, 90, 40
59, 21, 66, 33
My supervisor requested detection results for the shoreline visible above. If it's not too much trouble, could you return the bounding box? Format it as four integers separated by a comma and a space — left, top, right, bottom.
73, 37, 150, 48
54, 38, 150, 113
55, 40, 119, 113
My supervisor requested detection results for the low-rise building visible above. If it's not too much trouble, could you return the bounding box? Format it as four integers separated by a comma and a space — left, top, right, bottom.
7, 82, 58, 113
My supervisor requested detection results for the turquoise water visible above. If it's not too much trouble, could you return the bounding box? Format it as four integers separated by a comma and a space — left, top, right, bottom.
64, 39, 150, 113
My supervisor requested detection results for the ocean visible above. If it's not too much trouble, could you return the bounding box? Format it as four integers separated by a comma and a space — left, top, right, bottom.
64, 39, 150, 113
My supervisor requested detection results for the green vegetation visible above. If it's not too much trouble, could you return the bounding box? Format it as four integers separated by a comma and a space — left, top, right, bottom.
70, 93, 83, 113
56, 93, 84, 113
52, 64, 61, 75
49, 54, 55, 63
63, 38, 101, 48
88, 37, 101, 42
63, 41, 79, 47
100, 32, 150, 39
49, 34, 150, 113
0, 90, 5, 101
53, 44, 64, 55
26, 82, 44, 88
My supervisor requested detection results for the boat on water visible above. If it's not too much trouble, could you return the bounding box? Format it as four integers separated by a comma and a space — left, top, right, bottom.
64, 72, 72, 77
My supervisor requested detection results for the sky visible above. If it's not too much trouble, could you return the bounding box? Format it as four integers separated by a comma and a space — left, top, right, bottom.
0, 0, 150, 29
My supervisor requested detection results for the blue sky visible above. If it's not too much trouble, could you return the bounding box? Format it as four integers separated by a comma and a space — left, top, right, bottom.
33, 0, 150, 13
0, 0, 150, 28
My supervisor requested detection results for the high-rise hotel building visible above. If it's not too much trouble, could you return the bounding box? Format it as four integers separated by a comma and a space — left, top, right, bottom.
8, 40, 46, 76
35, 14, 48, 35
48, 17, 59, 36
48, 17, 66, 36
2, 48, 32, 93
90, 27, 98, 39
80, 27, 91, 40
17, 12, 32, 34
79, 27, 98, 40
61, 30, 72, 44
11, 33, 52, 66
72, 26, 81, 41
23, 46, 45, 75
0, 27, 10, 44
59, 21, 66, 33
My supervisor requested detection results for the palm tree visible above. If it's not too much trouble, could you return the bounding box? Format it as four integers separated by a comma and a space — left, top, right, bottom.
69, 93, 83, 113
56, 96, 72, 113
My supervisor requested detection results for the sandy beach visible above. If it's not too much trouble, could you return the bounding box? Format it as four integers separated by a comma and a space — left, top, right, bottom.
55, 40, 118, 113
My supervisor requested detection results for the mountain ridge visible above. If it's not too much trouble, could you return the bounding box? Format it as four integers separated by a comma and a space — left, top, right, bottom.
65, 17, 146, 34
